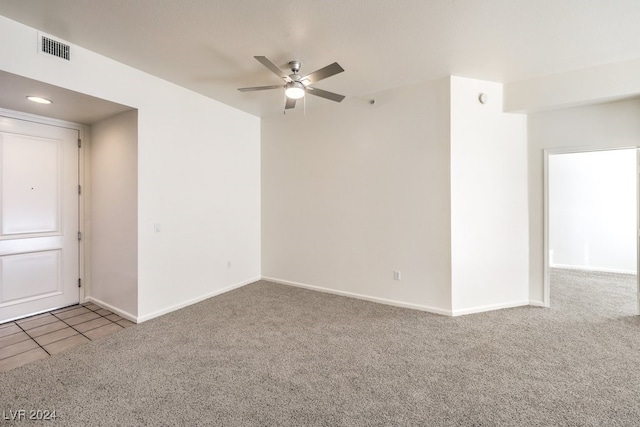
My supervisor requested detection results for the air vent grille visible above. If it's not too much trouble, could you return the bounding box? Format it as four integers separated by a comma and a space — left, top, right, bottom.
41, 36, 70, 60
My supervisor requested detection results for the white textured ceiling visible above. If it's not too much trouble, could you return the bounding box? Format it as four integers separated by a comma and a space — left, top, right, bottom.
1, 0, 640, 117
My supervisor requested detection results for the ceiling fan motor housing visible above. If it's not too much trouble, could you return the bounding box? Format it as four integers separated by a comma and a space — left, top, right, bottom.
288, 60, 301, 73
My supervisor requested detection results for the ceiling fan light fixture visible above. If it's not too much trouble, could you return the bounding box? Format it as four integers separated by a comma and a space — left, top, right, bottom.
285, 82, 305, 99
238, 56, 345, 110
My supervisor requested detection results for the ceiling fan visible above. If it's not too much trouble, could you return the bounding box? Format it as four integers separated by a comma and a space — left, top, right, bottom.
238, 56, 345, 110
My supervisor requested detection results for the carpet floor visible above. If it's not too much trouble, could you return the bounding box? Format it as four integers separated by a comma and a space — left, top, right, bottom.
1, 269, 639, 426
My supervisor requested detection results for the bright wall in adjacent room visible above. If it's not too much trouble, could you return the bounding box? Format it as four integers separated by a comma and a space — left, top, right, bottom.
549, 149, 637, 274
528, 98, 640, 303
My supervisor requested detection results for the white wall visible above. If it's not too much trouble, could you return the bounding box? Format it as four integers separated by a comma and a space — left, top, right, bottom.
528, 98, 640, 303
549, 150, 636, 274
262, 79, 453, 314
262, 76, 529, 316
136, 89, 260, 321
0, 15, 261, 322
89, 110, 138, 318
450, 77, 529, 314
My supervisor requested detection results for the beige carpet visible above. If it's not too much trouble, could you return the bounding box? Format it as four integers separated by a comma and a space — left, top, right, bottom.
1, 269, 639, 426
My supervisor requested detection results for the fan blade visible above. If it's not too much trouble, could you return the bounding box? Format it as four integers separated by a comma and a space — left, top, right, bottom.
238, 85, 282, 92
284, 97, 297, 109
254, 56, 292, 82
301, 62, 344, 84
306, 87, 345, 102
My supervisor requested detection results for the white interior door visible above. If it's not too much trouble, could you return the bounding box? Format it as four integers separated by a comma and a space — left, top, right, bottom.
0, 116, 79, 323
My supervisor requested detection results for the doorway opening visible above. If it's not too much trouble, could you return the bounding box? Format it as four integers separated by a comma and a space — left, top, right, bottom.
545, 148, 638, 315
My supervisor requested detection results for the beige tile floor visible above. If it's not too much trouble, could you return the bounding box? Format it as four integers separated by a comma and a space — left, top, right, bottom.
0, 303, 134, 372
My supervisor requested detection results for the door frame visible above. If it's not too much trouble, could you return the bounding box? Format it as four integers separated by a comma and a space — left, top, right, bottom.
543, 146, 639, 313
0, 107, 88, 307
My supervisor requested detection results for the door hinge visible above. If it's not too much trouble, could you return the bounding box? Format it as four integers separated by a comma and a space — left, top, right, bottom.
78, 138, 82, 148
78, 278, 82, 288
78, 184, 82, 195
78, 231, 82, 241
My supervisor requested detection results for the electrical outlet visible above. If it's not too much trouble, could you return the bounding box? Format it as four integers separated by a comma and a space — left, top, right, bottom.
394, 270, 401, 281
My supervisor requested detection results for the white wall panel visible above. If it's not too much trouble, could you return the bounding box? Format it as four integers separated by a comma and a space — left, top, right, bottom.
89, 110, 138, 317
262, 79, 453, 314
450, 76, 529, 314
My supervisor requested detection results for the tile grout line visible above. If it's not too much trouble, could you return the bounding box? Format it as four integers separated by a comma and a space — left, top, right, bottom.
84, 305, 128, 328
1, 305, 132, 372
0, 324, 26, 361
0, 312, 62, 360
0, 333, 34, 354
82, 304, 128, 328
16, 316, 61, 332
53, 306, 124, 342
22, 308, 124, 349
54, 312, 100, 342
0, 329, 30, 340
13, 320, 51, 357
2, 304, 130, 363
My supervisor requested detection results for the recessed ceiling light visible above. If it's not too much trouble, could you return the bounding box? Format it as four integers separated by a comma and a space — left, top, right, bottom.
26, 96, 52, 104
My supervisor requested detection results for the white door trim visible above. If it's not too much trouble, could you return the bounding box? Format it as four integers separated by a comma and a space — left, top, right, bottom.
0, 107, 88, 308
637, 149, 640, 315
543, 145, 639, 313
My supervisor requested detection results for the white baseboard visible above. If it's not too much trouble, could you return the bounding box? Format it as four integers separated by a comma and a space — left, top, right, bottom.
84, 297, 137, 323
528, 300, 547, 308
550, 263, 637, 275
262, 276, 453, 316
451, 300, 530, 316
135, 276, 261, 323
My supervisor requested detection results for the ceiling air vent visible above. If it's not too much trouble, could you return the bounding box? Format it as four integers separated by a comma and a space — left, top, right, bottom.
41, 35, 70, 60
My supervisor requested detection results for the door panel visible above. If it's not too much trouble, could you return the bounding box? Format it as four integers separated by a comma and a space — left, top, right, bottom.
1, 250, 61, 304
2, 134, 61, 235
0, 117, 78, 323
